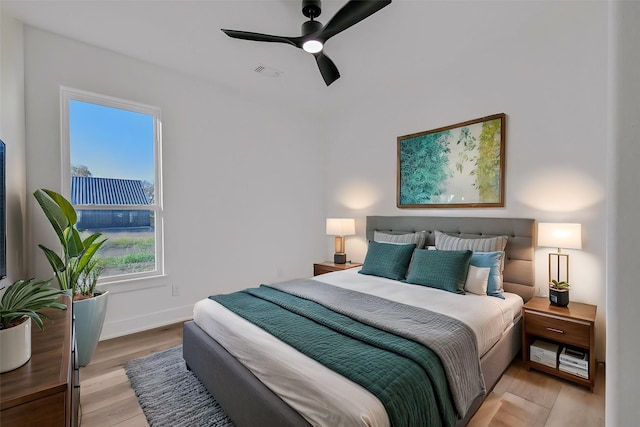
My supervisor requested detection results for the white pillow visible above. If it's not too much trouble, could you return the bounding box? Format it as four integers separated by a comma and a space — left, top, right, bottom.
464, 265, 491, 295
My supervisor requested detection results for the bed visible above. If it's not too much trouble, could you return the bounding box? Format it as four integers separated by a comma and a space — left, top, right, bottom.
183, 216, 535, 427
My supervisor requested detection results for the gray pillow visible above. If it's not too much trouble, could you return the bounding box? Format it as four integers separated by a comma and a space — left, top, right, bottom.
434, 230, 508, 252
374, 230, 427, 249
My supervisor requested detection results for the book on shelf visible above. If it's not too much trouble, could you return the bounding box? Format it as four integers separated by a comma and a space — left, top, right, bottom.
562, 346, 587, 359
559, 362, 589, 379
559, 357, 588, 370
530, 340, 559, 368
559, 346, 588, 370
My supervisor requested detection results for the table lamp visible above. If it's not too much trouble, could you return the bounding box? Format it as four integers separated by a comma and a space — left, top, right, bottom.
326, 218, 355, 264
537, 222, 582, 284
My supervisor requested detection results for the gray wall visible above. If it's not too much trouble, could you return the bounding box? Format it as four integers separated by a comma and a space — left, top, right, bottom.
0, 13, 27, 284
607, 1, 640, 425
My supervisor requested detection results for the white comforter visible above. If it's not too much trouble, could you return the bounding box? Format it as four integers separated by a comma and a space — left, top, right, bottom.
193, 268, 523, 427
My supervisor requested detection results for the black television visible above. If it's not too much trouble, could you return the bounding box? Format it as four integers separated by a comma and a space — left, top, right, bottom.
0, 139, 5, 280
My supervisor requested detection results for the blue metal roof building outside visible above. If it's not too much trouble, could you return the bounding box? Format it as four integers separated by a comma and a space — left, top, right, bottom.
71, 177, 152, 230
72, 176, 149, 205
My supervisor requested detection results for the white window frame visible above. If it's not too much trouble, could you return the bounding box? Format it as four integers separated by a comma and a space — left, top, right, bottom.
60, 86, 164, 285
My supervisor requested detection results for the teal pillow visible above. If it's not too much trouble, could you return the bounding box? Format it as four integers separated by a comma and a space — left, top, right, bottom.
405, 249, 472, 294
470, 251, 505, 299
359, 241, 416, 281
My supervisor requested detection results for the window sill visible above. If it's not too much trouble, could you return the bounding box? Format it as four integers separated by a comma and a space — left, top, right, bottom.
97, 274, 168, 295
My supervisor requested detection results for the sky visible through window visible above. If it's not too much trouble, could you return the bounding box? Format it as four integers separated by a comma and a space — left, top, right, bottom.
69, 100, 154, 183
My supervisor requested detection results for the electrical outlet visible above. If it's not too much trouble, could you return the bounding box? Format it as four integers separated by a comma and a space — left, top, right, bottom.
172, 283, 181, 296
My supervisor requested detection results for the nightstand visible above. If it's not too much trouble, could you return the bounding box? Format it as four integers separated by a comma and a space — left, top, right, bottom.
522, 297, 597, 390
313, 261, 363, 276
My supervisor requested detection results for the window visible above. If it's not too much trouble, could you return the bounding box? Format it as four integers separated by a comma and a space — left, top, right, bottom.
61, 87, 163, 284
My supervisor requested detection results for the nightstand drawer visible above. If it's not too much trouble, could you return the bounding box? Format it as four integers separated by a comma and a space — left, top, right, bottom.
524, 310, 590, 348
314, 265, 334, 276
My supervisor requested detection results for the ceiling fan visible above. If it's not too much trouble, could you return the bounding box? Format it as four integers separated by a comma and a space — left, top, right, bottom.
222, 0, 392, 86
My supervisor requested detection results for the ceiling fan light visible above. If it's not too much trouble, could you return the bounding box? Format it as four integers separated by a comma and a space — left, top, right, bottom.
303, 40, 323, 53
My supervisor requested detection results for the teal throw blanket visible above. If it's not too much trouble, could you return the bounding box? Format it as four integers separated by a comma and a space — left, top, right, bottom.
210, 285, 457, 427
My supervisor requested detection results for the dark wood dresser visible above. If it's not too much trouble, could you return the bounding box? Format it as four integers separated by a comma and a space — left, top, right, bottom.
1, 297, 79, 426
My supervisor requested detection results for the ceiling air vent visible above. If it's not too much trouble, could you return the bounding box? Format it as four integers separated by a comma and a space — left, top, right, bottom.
254, 64, 283, 78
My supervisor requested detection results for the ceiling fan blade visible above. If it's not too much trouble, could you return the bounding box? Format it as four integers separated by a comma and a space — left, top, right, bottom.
319, 0, 392, 41
314, 52, 340, 86
221, 29, 301, 48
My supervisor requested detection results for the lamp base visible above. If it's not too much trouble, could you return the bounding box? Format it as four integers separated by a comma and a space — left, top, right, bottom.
334, 253, 347, 264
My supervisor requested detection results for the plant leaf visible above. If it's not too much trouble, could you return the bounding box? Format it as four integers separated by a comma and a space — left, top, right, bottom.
77, 236, 106, 274
64, 227, 84, 258
0, 278, 67, 329
38, 245, 65, 272
33, 189, 70, 243
42, 189, 77, 225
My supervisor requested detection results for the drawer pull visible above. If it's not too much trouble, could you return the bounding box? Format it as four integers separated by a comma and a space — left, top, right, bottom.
546, 327, 564, 334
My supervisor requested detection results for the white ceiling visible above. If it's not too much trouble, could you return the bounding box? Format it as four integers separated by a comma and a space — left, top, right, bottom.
1, 0, 534, 111
2, 0, 411, 109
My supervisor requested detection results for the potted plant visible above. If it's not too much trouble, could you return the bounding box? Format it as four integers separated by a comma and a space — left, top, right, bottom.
0, 278, 68, 373
33, 188, 109, 367
549, 279, 570, 307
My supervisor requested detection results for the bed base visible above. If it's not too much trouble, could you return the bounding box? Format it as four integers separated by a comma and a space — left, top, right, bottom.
183, 320, 311, 427
183, 317, 522, 427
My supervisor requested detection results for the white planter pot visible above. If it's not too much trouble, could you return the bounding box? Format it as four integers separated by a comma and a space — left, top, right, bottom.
74, 290, 109, 367
0, 317, 31, 373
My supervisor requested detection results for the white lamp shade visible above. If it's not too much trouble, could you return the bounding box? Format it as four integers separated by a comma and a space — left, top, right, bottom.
326, 218, 356, 236
538, 223, 582, 250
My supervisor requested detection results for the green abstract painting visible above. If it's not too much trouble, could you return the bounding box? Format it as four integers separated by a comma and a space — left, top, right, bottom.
397, 114, 505, 208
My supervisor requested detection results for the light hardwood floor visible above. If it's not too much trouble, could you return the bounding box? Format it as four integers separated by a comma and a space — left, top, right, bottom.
80, 323, 605, 427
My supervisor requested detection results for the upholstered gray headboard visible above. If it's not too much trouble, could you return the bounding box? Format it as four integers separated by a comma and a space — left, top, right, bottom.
366, 216, 536, 302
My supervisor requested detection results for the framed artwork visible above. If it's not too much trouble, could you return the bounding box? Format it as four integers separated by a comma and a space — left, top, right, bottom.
397, 113, 505, 208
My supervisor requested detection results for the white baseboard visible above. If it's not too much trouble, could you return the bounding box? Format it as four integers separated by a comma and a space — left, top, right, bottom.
99, 303, 194, 340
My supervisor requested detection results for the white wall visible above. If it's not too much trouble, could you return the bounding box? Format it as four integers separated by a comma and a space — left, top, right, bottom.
22, 27, 327, 338
323, 1, 608, 360
0, 13, 27, 284
607, 1, 640, 425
